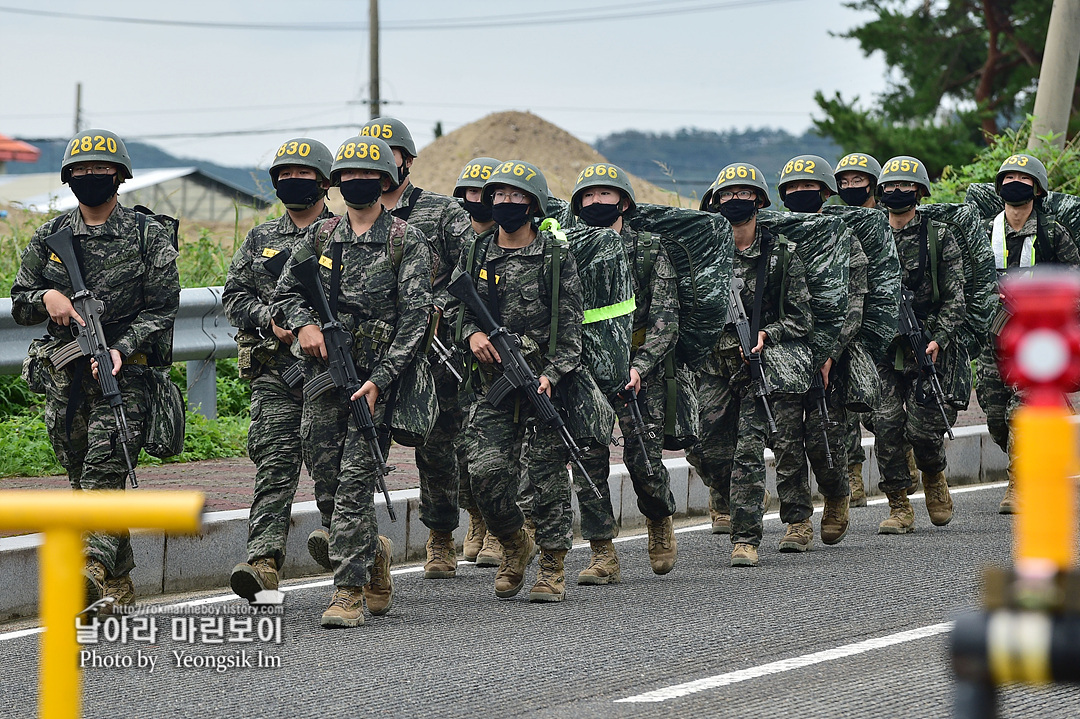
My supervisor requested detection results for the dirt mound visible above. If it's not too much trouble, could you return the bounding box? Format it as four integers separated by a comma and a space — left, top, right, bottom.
409, 111, 682, 206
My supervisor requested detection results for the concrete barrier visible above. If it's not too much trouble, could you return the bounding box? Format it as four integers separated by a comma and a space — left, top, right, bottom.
0, 426, 1009, 622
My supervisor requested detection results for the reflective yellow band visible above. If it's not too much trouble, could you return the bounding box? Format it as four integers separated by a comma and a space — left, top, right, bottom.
583, 296, 636, 324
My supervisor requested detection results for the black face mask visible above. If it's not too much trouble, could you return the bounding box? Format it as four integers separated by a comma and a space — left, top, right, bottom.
717, 198, 757, 225
276, 178, 323, 210
397, 161, 410, 185
68, 174, 118, 208
880, 189, 918, 212
462, 200, 492, 223
339, 178, 383, 209
578, 203, 622, 228
838, 186, 871, 207
999, 181, 1036, 206
491, 202, 532, 233
782, 189, 824, 214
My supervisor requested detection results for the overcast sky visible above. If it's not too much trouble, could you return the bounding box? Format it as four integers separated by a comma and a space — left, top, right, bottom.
0, 0, 889, 170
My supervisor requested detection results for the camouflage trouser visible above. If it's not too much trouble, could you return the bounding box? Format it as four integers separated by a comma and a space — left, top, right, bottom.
846, 412, 866, 465
456, 397, 477, 511
44, 360, 150, 579
466, 396, 573, 550
686, 369, 770, 547
974, 343, 1019, 469
871, 360, 958, 494
416, 364, 463, 532
245, 373, 304, 566
301, 369, 350, 530
575, 370, 677, 540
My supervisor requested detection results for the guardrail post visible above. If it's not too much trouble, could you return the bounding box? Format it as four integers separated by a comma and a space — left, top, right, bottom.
186, 359, 217, 420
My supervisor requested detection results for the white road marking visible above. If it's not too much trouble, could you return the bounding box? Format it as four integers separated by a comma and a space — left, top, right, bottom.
615, 622, 954, 703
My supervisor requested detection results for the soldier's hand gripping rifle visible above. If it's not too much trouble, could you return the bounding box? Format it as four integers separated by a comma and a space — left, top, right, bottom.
259, 249, 305, 389
898, 288, 955, 441
616, 386, 656, 479
809, 370, 834, 469
45, 227, 139, 488
448, 271, 602, 499
727, 277, 778, 433
291, 253, 398, 521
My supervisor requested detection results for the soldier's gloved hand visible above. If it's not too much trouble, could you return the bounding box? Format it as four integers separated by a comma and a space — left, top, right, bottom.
90, 349, 122, 379
926, 340, 940, 364
538, 375, 553, 398
469, 331, 501, 364
625, 367, 642, 394
271, 319, 295, 345
298, 325, 327, 360
351, 380, 379, 416
43, 289, 85, 327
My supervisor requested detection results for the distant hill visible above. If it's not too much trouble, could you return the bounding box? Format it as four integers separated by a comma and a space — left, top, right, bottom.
594, 128, 842, 204
4, 139, 272, 202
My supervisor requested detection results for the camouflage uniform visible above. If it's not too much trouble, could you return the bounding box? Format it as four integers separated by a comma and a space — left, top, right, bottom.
11, 204, 180, 579
222, 207, 334, 567
391, 187, 475, 533
459, 229, 583, 550
872, 211, 965, 493
273, 210, 432, 588
975, 213, 1079, 463
576, 226, 679, 539
845, 413, 866, 465
686, 225, 813, 546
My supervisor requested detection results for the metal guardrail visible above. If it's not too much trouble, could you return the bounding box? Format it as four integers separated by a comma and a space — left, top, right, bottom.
1, 287, 237, 418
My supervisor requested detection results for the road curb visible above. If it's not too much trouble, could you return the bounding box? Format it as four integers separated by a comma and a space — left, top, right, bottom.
0, 426, 1007, 621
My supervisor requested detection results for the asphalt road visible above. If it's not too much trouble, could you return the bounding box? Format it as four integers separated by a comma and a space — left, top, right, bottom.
1, 482, 1078, 719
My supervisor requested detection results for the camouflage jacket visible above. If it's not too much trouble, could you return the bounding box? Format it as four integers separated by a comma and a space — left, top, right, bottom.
704, 223, 813, 374
622, 226, 678, 379
223, 206, 335, 366
392, 184, 474, 313
894, 211, 966, 350
980, 210, 1080, 271
272, 209, 433, 393
458, 228, 583, 387
11, 204, 180, 364
834, 230, 868, 360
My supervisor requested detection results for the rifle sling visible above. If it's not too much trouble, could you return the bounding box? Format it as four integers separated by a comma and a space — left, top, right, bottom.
750, 229, 770, 340
329, 241, 343, 317
391, 186, 423, 222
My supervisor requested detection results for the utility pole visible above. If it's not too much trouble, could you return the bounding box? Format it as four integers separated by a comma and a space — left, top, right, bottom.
1029, 0, 1080, 150
73, 82, 83, 135
369, 0, 380, 120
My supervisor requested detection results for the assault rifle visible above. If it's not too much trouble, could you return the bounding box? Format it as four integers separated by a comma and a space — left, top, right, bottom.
428, 308, 463, 383
617, 386, 656, 479
45, 227, 139, 488
809, 371, 834, 469
259, 249, 304, 389
447, 271, 602, 498
727, 277, 777, 433
898, 288, 955, 440
291, 253, 397, 521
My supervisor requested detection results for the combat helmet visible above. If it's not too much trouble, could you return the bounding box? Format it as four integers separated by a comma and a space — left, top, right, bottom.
877, 156, 932, 197
454, 157, 502, 198
329, 136, 398, 187
61, 129, 132, 182
778, 154, 837, 197
996, 154, 1049, 196
571, 162, 636, 216
481, 160, 549, 218
700, 162, 771, 210
359, 117, 417, 157
834, 152, 882, 186
269, 138, 333, 186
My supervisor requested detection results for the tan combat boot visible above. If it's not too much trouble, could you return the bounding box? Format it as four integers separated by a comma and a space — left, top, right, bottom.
494, 528, 537, 598
848, 463, 867, 507
307, 527, 332, 572
230, 556, 279, 602
906, 448, 921, 495
577, 539, 622, 585
83, 558, 106, 606
710, 508, 732, 535
462, 508, 486, 562
998, 471, 1017, 515
320, 586, 365, 628
475, 532, 503, 568
646, 516, 678, 575
363, 536, 394, 616
99, 573, 136, 614
878, 491, 915, 534
820, 495, 850, 545
528, 549, 568, 603
730, 542, 759, 567
778, 519, 814, 553
523, 516, 538, 545
424, 530, 457, 579
922, 470, 954, 526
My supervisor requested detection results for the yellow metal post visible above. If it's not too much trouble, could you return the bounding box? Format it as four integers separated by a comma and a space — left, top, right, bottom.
1012, 406, 1077, 571
39, 528, 83, 719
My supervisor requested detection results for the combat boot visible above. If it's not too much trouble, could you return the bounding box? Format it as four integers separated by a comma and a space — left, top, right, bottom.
100, 574, 135, 614
998, 472, 1017, 515
529, 549, 568, 603
320, 586, 365, 628
523, 516, 537, 545
730, 542, 759, 567
778, 519, 813, 552
646, 516, 677, 575
462, 508, 486, 562
307, 527, 332, 572
83, 559, 106, 607
363, 536, 394, 616
906, 448, 921, 495
230, 557, 279, 602
848, 463, 867, 507
922, 470, 954, 526
820, 495, 850, 545
878, 491, 915, 534
424, 530, 457, 579
475, 532, 503, 568
577, 539, 622, 585
494, 528, 537, 598
710, 508, 732, 535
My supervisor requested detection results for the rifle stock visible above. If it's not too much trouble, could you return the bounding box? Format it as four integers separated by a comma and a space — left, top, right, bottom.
898, 289, 955, 440
617, 386, 656, 479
